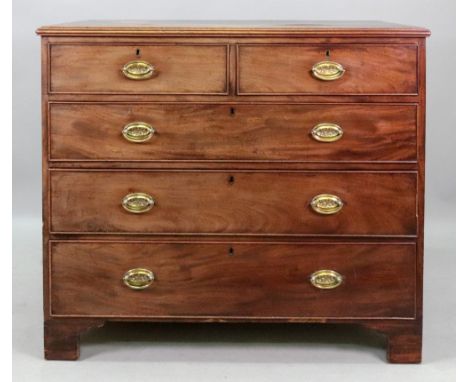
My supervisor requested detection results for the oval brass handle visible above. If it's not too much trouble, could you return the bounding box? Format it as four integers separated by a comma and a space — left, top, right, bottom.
311, 123, 343, 142
310, 270, 343, 289
311, 61, 345, 81
122, 192, 155, 214
122, 60, 155, 80
123, 268, 155, 290
310, 194, 343, 215
122, 122, 155, 143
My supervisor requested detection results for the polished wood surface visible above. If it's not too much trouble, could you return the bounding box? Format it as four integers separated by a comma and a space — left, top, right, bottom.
50, 44, 228, 94
36, 20, 431, 37
39, 21, 428, 363
44, 318, 105, 360
49, 103, 417, 162
50, 241, 416, 318
238, 44, 418, 95
49, 170, 417, 236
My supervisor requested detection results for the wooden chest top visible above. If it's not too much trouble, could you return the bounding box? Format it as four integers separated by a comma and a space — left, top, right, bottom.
37, 20, 430, 37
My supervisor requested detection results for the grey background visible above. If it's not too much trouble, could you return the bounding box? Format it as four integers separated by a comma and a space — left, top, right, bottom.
12, 0, 455, 381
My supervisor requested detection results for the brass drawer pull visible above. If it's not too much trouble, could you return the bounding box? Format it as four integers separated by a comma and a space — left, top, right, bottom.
310, 194, 343, 215
310, 270, 343, 289
311, 61, 345, 81
311, 123, 343, 142
122, 122, 155, 143
122, 60, 155, 80
122, 192, 155, 214
123, 268, 155, 290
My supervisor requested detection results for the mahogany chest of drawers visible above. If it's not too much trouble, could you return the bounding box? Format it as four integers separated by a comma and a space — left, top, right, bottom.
37, 21, 430, 362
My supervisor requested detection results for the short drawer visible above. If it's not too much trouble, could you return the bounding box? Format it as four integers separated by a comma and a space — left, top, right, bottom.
238, 44, 418, 95
49, 103, 417, 162
50, 241, 416, 318
49, 44, 228, 94
49, 170, 417, 236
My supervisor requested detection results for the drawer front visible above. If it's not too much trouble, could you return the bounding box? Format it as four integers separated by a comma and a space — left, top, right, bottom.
50, 171, 417, 236
50, 241, 416, 318
49, 44, 228, 94
238, 44, 418, 95
49, 103, 417, 162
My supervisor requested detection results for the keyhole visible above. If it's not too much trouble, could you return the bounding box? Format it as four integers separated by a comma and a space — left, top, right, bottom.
230, 107, 236, 116
136, 48, 141, 56
228, 247, 234, 256
325, 49, 330, 58
228, 175, 235, 184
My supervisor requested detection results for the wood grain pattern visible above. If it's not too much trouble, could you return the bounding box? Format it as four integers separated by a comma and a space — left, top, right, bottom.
50, 241, 416, 318
238, 44, 418, 95
36, 20, 431, 38
49, 170, 417, 236
50, 44, 228, 94
39, 21, 428, 363
49, 103, 417, 162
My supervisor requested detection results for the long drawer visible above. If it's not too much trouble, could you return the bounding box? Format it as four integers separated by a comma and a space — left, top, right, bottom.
50, 241, 416, 318
238, 44, 418, 95
49, 103, 417, 162
49, 170, 417, 236
49, 44, 228, 94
